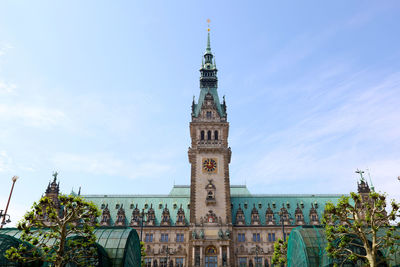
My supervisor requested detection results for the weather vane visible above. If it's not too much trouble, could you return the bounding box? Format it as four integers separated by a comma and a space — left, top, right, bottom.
207, 19, 211, 32
355, 169, 365, 181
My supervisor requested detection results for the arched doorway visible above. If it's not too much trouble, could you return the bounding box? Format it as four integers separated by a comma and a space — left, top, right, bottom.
205, 246, 218, 267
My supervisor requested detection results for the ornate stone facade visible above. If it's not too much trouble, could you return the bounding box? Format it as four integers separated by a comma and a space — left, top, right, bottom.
44, 32, 346, 267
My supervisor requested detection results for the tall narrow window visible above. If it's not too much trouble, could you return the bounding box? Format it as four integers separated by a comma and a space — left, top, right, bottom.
207, 130, 211, 140
201, 131, 205, 140
214, 131, 218, 140
206, 111, 212, 119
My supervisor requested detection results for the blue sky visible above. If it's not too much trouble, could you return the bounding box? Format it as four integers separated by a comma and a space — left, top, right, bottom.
1, 1, 400, 225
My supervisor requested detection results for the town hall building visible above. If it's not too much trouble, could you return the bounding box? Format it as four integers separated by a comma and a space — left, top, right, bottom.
45, 31, 345, 267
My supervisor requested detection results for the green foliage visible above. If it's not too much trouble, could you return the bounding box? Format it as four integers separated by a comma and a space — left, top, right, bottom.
322, 191, 400, 267
5, 194, 101, 267
272, 238, 288, 265
140, 241, 146, 267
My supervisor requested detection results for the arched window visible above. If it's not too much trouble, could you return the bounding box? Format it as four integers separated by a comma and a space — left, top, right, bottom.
201, 131, 205, 140
214, 130, 218, 140
207, 130, 211, 140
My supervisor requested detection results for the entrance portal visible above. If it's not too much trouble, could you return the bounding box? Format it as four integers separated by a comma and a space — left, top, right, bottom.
205, 256, 217, 267
205, 246, 218, 267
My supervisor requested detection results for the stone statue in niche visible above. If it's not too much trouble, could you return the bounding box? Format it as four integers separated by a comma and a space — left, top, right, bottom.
199, 229, 205, 239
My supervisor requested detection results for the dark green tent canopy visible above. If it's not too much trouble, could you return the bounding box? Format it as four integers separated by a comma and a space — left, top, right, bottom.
0, 234, 42, 267
287, 226, 400, 267
0, 227, 140, 267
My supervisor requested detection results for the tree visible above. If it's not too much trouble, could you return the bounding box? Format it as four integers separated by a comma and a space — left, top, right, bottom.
140, 241, 146, 267
323, 189, 400, 267
272, 238, 287, 266
5, 194, 101, 267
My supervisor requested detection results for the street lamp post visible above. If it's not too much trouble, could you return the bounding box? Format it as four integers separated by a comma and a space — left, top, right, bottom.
273, 211, 293, 242
165, 246, 170, 267
1, 176, 18, 228
254, 245, 261, 267
140, 208, 146, 242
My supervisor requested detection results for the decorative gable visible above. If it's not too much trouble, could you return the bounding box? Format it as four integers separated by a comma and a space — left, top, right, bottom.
309, 203, 319, 225
176, 204, 186, 226
100, 204, 110, 226
295, 204, 305, 225
161, 204, 171, 226
265, 203, 275, 225
251, 204, 260, 225
115, 204, 126, 226
235, 204, 245, 225
130, 204, 141, 226
146, 204, 155, 226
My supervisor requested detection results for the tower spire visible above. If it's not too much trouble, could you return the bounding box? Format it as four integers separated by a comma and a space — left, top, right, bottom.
206, 19, 211, 52
207, 32, 211, 52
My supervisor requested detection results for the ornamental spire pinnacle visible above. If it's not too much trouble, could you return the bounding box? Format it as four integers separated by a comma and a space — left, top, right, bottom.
206, 19, 211, 53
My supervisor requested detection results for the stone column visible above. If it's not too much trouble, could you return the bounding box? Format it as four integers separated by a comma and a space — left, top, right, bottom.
219, 246, 223, 266
200, 246, 203, 266
192, 246, 195, 265
227, 246, 230, 264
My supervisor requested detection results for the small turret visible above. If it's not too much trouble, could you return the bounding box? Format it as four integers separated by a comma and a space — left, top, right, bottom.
356, 169, 370, 194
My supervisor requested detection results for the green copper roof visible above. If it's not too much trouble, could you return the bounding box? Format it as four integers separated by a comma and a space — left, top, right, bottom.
193, 87, 226, 118
231, 194, 344, 225
83, 186, 345, 227
230, 185, 252, 196
83, 194, 190, 227
193, 32, 226, 118
169, 185, 190, 196
206, 32, 211, 53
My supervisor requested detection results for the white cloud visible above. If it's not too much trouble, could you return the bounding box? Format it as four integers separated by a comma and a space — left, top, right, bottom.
0, 43, 13, 57
0, 150, 13, 173
0, 80, 16, 94
0, 104, 67, 128
235, 69, 400, 202
52, 152, 172, 180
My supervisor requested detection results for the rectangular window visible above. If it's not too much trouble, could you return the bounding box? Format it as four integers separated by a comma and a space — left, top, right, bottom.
255, 257, 262, 267
195, 247, 200, 266
206, 111, 212, 119
284, 232, 289, 240
160, 258, 167, 267
268, 233, 276, 241
144, 258, 152, 267
176, 233, 184, 242
238, 233, 245, 242
145, 233, 153, 242
161, 233, 169, 242
252, 233, 260, 242
176, 258, 184, 267
239, 257, 247, 267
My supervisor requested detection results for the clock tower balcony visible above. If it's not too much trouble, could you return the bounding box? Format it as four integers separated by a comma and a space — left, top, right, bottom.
197, 140, 224, 147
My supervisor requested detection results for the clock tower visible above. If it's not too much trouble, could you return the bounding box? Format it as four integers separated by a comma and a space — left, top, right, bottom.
188, 30, 233, 266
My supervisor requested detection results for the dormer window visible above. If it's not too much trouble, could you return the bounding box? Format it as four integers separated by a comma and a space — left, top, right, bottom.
161, 204, 171, 226
235, 204, 245, 225
207, 111, 212, 119
295, 204, 305, 225
176, 204, 186, 226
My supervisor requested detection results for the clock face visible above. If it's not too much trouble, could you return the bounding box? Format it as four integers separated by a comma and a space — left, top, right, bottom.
203, 158, 217, 173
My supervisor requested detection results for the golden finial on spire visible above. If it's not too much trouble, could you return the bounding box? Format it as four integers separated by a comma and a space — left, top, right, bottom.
207, 19, 211, 32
